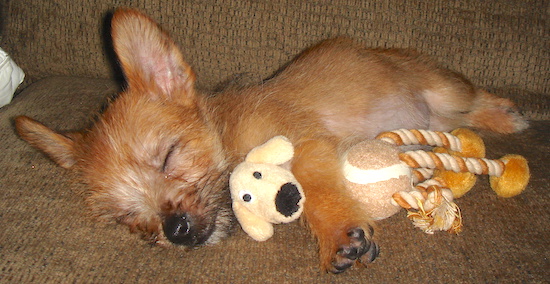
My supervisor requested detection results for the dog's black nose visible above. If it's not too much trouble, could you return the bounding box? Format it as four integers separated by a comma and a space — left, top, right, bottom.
163, 213, 207, 246
275, 182, 302, 217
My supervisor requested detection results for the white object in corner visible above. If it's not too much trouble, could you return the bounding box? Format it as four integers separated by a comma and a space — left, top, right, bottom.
0, 47, 25, 108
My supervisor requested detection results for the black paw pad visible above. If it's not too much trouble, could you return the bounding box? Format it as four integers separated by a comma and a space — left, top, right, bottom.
330, 227, 378, 274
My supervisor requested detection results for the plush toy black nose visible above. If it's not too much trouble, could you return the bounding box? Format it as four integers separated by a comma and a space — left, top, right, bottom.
163, 213, 208, 247
275, 182, 302, 217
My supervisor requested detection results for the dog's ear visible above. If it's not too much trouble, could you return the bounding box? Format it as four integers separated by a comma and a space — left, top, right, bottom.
111, 9, 196, 104
15, 116, 79, 169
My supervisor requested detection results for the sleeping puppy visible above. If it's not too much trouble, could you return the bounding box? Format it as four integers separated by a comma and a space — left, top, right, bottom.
15, 9, 527, 273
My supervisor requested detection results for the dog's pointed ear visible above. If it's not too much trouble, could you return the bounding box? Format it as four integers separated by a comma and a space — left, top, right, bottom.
111, 9, 196, 104
15, 116, 79, 169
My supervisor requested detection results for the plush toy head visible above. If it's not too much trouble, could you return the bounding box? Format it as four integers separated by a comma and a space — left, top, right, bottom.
229, 136, 305, 241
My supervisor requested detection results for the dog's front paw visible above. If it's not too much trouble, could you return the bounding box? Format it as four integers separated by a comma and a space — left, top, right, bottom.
329, 227, 379, 274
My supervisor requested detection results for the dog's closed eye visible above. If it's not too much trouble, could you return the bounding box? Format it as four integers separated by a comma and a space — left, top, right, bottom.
162, 144, 177, 173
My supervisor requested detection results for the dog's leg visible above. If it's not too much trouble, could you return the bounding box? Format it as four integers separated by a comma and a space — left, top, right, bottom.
427, 89, 528, 134
292, 138, 379, 273
422, 73, 528, 134
465, 90, 528, 133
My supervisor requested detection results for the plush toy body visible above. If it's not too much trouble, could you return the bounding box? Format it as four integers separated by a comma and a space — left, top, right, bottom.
345, 128, 530, 234
229, 136, 305, 241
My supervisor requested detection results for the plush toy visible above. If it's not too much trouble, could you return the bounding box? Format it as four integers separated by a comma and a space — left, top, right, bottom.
344, 128, 530, 234
229, 136, 305, 241
343, 137, 462, 233
343, 139, 411, 220
380, 128, 486, 198
378, 128, 530, 198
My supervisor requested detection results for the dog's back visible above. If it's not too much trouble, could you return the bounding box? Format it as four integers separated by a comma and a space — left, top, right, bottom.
209, 37, 526, 155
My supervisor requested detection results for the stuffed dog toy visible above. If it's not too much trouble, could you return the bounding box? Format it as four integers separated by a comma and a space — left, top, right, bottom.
229, 136, 305, 241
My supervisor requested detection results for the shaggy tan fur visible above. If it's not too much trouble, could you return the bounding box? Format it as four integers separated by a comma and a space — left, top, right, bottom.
15, 9, 527, 273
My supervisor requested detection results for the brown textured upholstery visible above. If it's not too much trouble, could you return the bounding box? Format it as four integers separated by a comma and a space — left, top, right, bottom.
0, 1, 548, 282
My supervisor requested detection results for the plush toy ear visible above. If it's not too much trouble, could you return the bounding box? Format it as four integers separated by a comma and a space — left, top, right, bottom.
233, 202, 274, 241
245, 136, 294, 165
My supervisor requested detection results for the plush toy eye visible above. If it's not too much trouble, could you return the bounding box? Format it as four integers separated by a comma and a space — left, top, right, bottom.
253, 171, 262, 179
240, 191, 254, 202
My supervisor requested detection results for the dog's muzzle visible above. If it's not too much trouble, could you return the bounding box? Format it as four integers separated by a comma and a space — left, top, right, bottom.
163, 213, 211, 247
275, 182, 302, 217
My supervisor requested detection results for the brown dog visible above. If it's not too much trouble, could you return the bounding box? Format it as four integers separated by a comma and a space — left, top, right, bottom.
15, 9, 527, 273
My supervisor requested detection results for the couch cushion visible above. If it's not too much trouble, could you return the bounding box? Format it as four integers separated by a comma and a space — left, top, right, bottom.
0, 77, 548, 282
